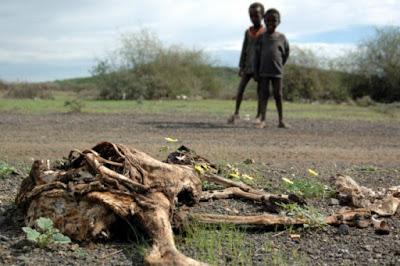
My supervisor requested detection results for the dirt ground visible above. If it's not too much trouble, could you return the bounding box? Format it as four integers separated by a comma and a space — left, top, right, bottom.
1, 112, 400, 265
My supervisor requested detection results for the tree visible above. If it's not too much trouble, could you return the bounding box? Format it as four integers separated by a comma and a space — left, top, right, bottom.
349, 27, 400, 102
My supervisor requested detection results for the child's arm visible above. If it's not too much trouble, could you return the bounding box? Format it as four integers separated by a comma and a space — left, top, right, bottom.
238, 31, 248, 76
282, 36, 290, 66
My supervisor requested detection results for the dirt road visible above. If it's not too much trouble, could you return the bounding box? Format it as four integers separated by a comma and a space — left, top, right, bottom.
0, 112, 399, 165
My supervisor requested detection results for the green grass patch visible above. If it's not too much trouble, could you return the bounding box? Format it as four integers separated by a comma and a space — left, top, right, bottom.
181, 222, 252, 265
0, 161, 16, 180
179, 221, 309, 265
0, 98, 399, 122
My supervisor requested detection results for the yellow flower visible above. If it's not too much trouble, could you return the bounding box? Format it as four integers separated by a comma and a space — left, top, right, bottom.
229, 173, 241, 179
308, 169, 319, 177
194, 165, 204, 175
282, 177, 294, 185
242, 174, 254, 180
165, 137, 178, 143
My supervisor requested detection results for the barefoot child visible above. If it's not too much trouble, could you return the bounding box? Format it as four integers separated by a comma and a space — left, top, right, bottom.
228, 2, 265, 124
254, 8, 290, 128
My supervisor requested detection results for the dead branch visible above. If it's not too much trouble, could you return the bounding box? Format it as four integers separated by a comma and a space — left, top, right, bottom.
189, 213, 307, 226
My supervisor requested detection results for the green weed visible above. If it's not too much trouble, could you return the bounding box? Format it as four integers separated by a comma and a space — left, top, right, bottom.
0, 161, 16, 179
74, 248, 88, 258
180, 220, 310, 265
64, 99, 85, 113
282, 178, 334, 199
22, 217, 71, 248
278, 203, 327, 229
217, 162, 259, 186
352, 164, 379, 172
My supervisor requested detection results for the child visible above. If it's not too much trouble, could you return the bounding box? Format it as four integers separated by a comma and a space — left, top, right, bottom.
254, 8, 290, 128
228, 2, 265, 124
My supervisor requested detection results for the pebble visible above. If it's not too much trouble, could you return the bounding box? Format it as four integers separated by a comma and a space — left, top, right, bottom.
338, 224, 350, 235
329, 198, 340, 206
70, 244, 79, 251
363, 245, 373, 252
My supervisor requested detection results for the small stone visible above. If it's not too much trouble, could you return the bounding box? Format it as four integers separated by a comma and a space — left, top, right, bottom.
329, 198, 340, 206
70, 244, 79, 251
290, 234, 301, 243
338, 224, 350, 235
363, 245, 373, 252
339, 248, 350, 255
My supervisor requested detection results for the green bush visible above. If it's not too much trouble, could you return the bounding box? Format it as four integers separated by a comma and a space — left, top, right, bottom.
284, 47, 350, 102
355, 95, 376, 107
92, 30, 220, 100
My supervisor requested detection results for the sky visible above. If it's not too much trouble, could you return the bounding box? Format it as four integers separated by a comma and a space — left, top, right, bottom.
1, 0, 400, 82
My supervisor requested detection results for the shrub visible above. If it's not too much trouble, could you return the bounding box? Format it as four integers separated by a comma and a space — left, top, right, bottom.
284, 47, 350, 102
355, 95, 376, 107
92, 29, 220, 100
4, 82, 55, 99
346, 27, 400, 103
64, 99, 85, 113
0, 80, 8, 91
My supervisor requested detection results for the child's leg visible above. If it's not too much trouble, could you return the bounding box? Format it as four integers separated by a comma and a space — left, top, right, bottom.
228, 74, 252, 124
272, 78, 286, 127
234, 74, 252, 115
255, 81, 262, 120
256, 78, 270, 128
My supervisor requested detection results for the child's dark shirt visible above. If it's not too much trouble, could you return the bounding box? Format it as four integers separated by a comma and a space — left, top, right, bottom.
254, 31, 290, 78
239, 26, 265, 75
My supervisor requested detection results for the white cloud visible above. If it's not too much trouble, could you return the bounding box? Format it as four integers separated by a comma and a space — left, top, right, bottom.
1, 0, 400, 80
